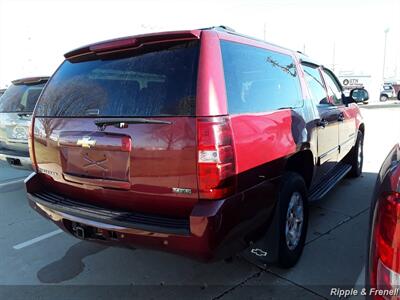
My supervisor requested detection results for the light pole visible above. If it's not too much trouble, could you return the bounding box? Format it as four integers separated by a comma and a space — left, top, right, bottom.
382, 28, 390, 81
263, 22, 266, 41
332, 41, 336, 71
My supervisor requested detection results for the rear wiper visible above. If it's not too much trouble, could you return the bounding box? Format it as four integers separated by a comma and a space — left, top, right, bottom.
94, 118, 172, 130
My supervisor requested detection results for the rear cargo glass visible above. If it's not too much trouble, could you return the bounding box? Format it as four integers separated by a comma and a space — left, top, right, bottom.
0, 83, 45, 113
36, 41, 199, 117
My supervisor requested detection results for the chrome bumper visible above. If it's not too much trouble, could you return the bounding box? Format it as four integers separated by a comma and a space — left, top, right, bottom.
0, 152, 32, 170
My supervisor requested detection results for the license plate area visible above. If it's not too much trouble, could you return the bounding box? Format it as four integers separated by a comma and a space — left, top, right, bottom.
58, 131, 131, 183
60, 147, 130, 182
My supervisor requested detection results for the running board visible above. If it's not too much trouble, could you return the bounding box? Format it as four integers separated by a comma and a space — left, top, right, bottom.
308, 163, 352, 202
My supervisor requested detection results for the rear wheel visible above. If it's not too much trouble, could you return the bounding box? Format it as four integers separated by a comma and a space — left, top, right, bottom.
347, 131, 364, 178
278, 172, 308, 268
380, 94, 388, 102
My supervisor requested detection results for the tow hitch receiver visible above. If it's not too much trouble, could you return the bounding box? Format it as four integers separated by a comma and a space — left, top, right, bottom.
72, 223, 87, 239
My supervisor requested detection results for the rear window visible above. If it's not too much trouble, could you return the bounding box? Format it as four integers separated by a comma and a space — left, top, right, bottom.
0, 84, 45, 113
36, 41, 199, 117
220, 41, 303, 114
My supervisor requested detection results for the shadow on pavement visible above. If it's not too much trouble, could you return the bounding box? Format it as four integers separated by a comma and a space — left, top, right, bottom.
37, 241, 108, 283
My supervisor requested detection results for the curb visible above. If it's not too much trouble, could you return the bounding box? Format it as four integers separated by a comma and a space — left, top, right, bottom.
360, 102, 400, 109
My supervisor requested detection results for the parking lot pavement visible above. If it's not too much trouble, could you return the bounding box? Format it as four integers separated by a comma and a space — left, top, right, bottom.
0, 107, 399, 300
0, 161, 31, 192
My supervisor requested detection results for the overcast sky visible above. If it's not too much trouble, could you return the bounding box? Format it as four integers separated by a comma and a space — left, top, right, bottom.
0, 0, 399, 88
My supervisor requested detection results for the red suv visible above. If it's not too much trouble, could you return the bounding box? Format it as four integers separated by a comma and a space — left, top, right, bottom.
26, 26, 366, 267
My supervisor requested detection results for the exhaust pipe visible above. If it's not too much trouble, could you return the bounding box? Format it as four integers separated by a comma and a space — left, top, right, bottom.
7, 158, 22, 166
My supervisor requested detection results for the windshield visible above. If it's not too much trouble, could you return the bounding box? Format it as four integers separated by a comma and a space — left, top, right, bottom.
36, 41, 199, 118
0, 83, 45, 113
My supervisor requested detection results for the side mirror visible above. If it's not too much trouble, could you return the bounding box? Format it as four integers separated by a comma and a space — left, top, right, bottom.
350, 88, 369, 103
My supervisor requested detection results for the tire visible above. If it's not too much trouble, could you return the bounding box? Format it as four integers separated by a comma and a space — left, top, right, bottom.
347, 131, 364, 178
397, 91, 400, 100
277, 172, 308, 268
380, 94, 388, 102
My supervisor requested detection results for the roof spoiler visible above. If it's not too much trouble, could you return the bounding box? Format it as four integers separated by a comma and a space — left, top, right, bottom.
64, 30, 201, 61
12, 77, 50, 85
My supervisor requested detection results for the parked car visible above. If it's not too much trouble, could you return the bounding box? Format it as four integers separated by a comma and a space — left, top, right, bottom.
26, 27, 366, 267
0, 77, 49, 169
367, 144, 400, 296
380, 84, 396, 102
351, 87, 369, 104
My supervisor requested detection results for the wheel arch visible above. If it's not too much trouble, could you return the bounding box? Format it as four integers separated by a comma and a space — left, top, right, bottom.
358, 123, 365, 136
284, 150, 314, 189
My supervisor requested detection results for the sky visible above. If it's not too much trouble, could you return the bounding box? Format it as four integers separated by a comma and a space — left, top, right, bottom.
0, 0, 399, 92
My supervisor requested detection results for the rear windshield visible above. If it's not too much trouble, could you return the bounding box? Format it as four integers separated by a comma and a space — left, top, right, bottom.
36, 41, 199, 117
0, 84, 45, 113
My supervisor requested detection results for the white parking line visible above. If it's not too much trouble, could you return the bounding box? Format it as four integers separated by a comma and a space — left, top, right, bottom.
354, 265, 365, 287
0, 178, 26, 188
13, 229, 63, 250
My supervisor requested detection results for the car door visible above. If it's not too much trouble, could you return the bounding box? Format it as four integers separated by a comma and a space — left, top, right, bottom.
301, 64, 340, 178
322, 68, 355, 161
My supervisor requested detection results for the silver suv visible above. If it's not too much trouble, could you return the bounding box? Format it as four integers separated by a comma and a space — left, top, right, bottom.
0, 77, 48, 169
380, 84, 396, 102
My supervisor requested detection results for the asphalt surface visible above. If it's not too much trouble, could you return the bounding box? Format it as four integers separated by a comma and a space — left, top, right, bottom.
0, 106, 399, 300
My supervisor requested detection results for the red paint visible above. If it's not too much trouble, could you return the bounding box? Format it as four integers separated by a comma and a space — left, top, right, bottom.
33, 117, 199, 217
368, 144, 400, 292
231, 111, 296, 174
196, 31, 227, 116
65, 30, 201, 60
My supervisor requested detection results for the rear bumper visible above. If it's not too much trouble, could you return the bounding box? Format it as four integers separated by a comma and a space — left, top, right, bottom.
25, 173, 274, 261
0, 148, 32, 170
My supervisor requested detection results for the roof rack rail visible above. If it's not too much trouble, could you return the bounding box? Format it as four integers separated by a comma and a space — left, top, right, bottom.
201, 25, 295, 54
201, 25, 236, 32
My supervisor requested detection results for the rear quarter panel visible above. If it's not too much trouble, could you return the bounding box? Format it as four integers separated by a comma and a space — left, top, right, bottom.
198, 32, 319, 233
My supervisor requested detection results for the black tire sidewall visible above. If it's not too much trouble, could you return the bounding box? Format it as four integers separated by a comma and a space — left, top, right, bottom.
278, 172, 308, 268
350, 131, 363, 177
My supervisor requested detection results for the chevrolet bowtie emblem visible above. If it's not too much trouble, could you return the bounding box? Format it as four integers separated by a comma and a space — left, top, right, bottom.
77, 136, 96, 148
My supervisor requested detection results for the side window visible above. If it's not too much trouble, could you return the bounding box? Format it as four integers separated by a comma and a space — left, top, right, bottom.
220, 41, 303, 114
322, 69, 343, 106
302, 64, 328, 106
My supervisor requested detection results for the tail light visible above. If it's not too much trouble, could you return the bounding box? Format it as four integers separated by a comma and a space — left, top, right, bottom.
197, 117, 236, 199
28, 119, 38, 173
121, 136, 132, 152
370, 192, 400, 299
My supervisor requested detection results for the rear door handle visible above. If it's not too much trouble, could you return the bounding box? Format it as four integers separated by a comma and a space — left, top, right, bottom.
317, 119, 329, 128
338, 113, 345, 122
